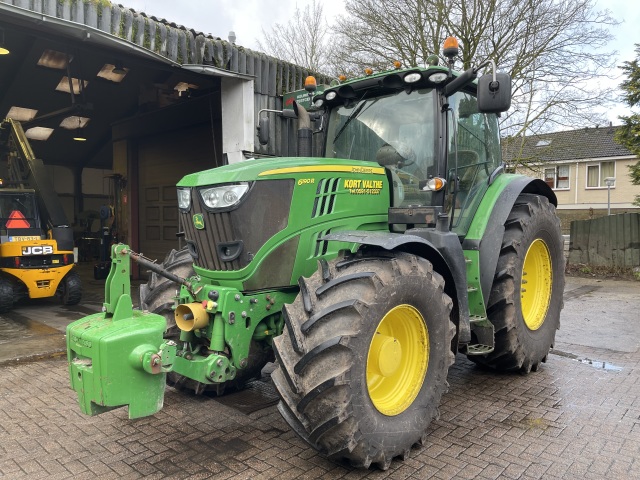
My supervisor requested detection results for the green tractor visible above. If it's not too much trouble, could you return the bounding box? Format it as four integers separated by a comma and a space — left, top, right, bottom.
67, 38, 564, 470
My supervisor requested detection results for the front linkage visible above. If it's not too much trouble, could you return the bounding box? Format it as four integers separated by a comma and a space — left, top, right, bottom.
67, 244, 287, 418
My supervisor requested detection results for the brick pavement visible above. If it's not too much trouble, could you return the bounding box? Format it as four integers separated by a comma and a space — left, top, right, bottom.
1, 340, 639, 479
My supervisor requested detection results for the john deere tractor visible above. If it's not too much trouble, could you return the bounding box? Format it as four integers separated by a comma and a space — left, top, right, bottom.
67, 38, 564, 469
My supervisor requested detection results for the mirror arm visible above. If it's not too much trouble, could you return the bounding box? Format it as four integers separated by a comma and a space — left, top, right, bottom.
258, 108, 281, 117
257, 108, 297, 120
258, 108, 282, 118
474, 59, 499, 88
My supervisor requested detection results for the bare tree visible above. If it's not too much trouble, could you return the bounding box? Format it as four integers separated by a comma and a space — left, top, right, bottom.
258, 0, 331, 74
332, 0, 619, 143
329, 0, 446, 75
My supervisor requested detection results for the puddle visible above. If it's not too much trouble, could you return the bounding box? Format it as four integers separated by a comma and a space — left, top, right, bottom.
577, 358, 623, 371
0, 314, 66, 364
0, 311, 61, 344
0, 334, 66, 365
550, 349, 622, 372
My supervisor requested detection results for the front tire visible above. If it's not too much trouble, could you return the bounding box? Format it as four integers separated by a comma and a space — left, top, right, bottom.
272, 252, 455, 469
139, 248, 194, 321
470, 193, 564, 373
59, 270, 82, 305
0, 276, 14, 313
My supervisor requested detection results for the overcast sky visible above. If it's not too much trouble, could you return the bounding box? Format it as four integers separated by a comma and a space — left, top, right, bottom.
121, 0, 638, 124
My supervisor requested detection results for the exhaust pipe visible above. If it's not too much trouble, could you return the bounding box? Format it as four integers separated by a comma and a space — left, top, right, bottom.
293, 101, 312, 157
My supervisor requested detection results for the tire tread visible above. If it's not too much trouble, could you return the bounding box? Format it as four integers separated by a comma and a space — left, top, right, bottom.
273, 252, 454, 469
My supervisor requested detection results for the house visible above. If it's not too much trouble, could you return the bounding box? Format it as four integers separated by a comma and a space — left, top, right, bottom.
502, 125, 640, 232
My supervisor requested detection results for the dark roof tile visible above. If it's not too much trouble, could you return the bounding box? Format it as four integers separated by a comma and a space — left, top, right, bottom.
502, 126, 634, 164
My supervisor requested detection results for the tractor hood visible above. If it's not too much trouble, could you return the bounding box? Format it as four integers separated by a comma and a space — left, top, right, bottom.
177, 157, 385, 187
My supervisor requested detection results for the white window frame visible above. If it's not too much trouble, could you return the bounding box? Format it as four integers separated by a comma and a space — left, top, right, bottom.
585, 161, 616, 189
556, 164, 570, 190
543, 165, 570, 191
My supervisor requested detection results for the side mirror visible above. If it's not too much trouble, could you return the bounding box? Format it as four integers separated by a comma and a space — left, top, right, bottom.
257, 116, 270, 145
257, 109, 299, 145
477, 72, 511, 113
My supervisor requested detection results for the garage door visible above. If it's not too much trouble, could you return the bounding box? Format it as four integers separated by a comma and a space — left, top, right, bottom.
138, 124, 219, 264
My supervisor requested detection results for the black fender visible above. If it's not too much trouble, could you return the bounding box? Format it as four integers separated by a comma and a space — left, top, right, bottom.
322, 229, 471, 348
462, 177, 557, 304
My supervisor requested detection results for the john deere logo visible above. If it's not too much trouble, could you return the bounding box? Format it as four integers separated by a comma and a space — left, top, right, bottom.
193, 214, 205, 230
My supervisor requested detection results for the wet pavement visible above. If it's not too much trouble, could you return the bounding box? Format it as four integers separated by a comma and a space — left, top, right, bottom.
0, 262, 139, 365
0, 268, 639, 479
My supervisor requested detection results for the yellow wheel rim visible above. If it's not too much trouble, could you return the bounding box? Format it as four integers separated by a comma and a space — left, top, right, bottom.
366, 304, 428, 416
521, 239, 553, 331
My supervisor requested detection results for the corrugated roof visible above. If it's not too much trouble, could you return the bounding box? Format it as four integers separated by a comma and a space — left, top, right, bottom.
0, 1, 330, 90
502, 126, 634, 164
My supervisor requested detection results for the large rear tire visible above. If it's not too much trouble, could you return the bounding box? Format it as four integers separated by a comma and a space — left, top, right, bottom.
139, 248, 270, 395
469, 193, 564, 373
272, 252, 455, 470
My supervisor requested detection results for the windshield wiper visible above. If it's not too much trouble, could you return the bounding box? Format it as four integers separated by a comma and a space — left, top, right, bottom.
333, 100, 367, 144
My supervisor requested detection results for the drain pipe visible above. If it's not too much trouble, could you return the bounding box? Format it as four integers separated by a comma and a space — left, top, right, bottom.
293, 101, 312, 157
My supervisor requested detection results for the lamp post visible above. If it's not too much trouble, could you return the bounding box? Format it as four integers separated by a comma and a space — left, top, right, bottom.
604, 177, 616, 215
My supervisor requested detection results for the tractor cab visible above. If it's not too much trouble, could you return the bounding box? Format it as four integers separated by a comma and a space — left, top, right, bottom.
261, 36, 511, 238
321, 83, 503, 235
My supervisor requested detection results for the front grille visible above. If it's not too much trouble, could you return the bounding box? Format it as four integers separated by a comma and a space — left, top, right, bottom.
36, 280, 50, 288
181, 179, 294, 272
182, 205, 237, 270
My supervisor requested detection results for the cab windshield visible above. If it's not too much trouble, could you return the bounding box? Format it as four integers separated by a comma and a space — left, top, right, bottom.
0, 192, 39, 229
325, 89, 437, 207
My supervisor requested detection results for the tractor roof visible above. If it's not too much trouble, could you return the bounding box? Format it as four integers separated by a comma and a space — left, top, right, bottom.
313, 65, 474, 109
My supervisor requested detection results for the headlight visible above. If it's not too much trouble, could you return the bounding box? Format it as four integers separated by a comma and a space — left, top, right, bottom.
428, 72, 448, 84
177, 188, 191, 210
325, 91, 337, 101
199, 183, 250, 210
404, 72, 422, 84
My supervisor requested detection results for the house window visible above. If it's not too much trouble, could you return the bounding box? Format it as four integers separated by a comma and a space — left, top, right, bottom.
544, 165, 570, 190
586, 161, 615, 188
557, 165, 570, 189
